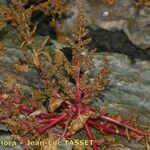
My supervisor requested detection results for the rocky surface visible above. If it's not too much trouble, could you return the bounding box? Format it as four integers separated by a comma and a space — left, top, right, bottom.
92, 53, 150, 125
89, 26, 150, 63
0, 0, 6, 4
63, 0, 150, 50
92, 53, 150, 149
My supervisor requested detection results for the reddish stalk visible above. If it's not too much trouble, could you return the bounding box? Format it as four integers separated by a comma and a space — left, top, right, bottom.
100, 115, 149, 136
85, 123, 98, 150
88, 120, 143, 140
70, 104, 89, 114
38, 116, 68, 123
63, 131, 73, 138
38, 113, 55, 119
37, 113, 68, 133
52, 128, 73, 139
38, 118, 57, 123
19, 104, 35, 113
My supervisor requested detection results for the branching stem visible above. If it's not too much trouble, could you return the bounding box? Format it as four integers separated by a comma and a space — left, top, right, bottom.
85, 123, 98, 150
100, 115, 149, 136
37, 113, 68, 133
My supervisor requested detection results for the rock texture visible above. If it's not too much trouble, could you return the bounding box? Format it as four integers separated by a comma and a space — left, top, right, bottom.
92, 0, 150, 50
89, 26, 150, 63
92, 53, 150, 125
90, 53, 150, 150
63, 0, 150, 50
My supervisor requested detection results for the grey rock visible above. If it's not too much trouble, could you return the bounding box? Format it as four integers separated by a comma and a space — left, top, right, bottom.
87, 0, 150, 50
64, 0, 150, 49
113, 148, 130, 150
0, 0, 7, 4
24, 69, 44, 89
89, 27, 150, 63
0, 124, 8, 132
91, 53, 150, 150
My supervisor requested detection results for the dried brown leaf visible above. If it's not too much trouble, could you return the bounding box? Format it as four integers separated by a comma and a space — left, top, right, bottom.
48, 98, 64, 112
68, 112, 91, 134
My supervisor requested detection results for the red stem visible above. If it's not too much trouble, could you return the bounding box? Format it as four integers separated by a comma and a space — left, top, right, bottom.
64, 131, 73, 138
38, 113, 54, 119
70, 104, 89, 113
52, 128, 73, 139
38, 118, 57, 123
19, 104, 35, 113
85, 123, 98, 150
38, 116, 68, 123
100, 115, 149, 136
37, 113, 68, 133
88, 120, 143, 140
